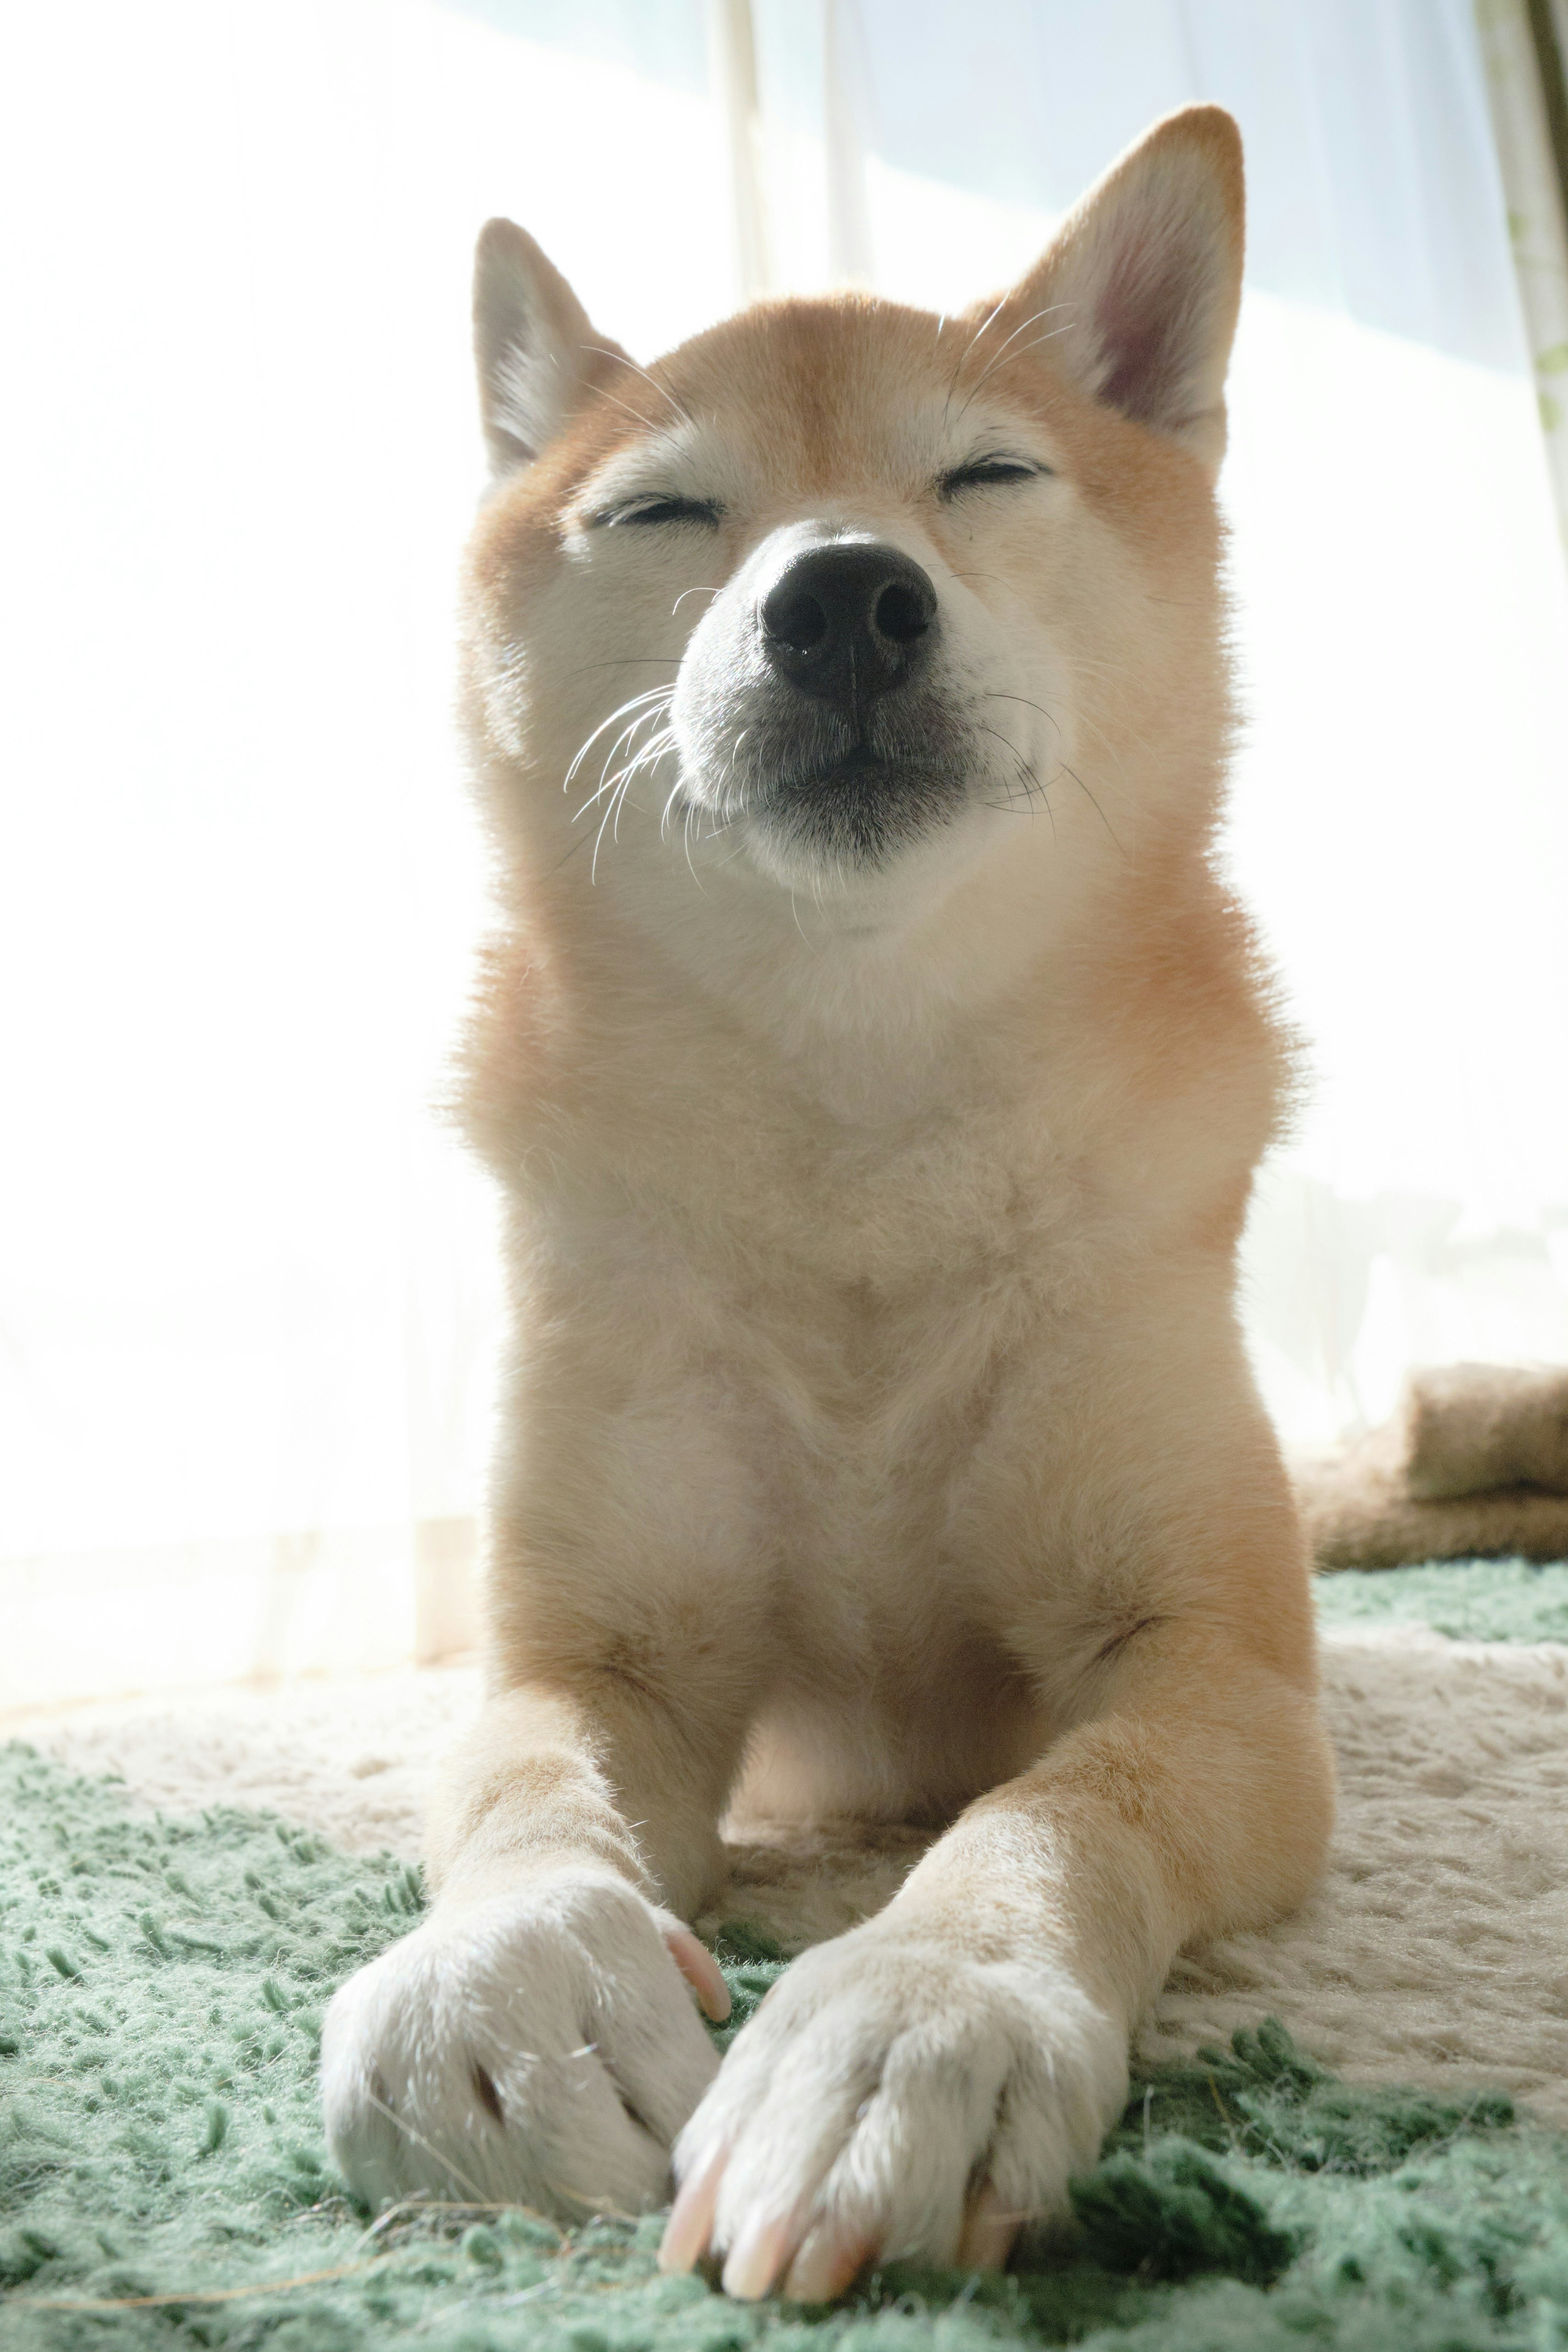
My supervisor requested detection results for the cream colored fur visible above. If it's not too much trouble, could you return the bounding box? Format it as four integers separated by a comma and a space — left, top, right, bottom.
321, 105, 1334, 2300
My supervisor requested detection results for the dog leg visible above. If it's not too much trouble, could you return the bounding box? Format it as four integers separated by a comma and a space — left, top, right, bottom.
322, 1666, 756, 2218
664, 1619, 1332, 2296
323, 1343, 773, 2218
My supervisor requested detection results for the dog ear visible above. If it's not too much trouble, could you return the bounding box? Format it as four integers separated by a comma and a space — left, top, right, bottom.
1002, 106, 1245, 472
473, 220, 628, 476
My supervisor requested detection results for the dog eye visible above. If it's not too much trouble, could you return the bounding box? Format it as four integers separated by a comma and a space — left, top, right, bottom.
938, 458, 1047, 499
600, 496, 723, 529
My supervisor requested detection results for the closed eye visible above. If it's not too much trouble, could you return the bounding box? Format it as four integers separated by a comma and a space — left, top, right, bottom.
597, 495, 723, 529
938, 457, 1049, 499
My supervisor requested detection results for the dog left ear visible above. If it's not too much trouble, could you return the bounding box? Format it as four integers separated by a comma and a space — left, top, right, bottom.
473, 220, 631, 477
1006, 105, 1245, 473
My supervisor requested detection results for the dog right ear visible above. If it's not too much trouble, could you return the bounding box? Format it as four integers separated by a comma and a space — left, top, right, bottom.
473, 221, 626, 477
998, 107, 1245, 474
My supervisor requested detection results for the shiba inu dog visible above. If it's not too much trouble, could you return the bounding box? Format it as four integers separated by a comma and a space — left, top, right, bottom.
321, 104, 1333, 2300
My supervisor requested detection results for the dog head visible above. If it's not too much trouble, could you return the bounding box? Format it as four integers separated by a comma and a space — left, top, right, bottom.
462, 107, 1243, 946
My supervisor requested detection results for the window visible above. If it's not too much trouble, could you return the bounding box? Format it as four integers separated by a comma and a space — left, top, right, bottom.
4, 0, 1564, 1707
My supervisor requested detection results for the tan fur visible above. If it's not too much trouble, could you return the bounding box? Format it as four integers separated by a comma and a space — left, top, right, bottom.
322, 106, 1334, 2295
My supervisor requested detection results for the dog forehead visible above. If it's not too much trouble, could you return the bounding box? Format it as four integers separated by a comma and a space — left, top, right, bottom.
656, 295, 962, 495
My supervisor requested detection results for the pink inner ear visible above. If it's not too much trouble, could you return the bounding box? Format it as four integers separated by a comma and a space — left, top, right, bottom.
1089, 204, 1214, 430
1100, 236, 1213, 426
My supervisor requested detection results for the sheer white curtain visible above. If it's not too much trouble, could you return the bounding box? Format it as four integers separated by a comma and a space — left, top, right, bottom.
1, 0, 730, 1709
1475, 0, 1568, 543
737, 0, 1568, 1450
4, 0, 1564, 1712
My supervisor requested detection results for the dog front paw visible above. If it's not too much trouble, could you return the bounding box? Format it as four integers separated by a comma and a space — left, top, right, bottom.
661, 1920, 1127, 2298
322, 1870, 722, 2216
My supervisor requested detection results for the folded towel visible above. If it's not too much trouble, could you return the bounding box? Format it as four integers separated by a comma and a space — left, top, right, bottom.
1399, 1362, 1568, 1500
1294, 1431, 1568, 1570
1292, 1360, 1568, 1570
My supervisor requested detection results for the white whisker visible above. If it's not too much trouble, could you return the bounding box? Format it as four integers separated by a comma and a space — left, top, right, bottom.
681, 799, 705, 890
579, 345, 694, 433
572, 713, 659, 820
564, 688, 676, 789
579, 724, 679, 880
956, 322, 1075, 421
585, 382, 663, 435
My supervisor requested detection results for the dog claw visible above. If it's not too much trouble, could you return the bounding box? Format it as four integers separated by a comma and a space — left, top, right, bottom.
659, 2143, 727, 2274
661, 1923, 731, 2022
957, 2182, 1020, 2272
721, 2212, 796, 2300
783, 2222, 873, 2303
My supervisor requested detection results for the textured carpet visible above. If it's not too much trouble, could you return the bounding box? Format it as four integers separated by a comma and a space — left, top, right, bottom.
26, 1560, 1568, 2119
4, 1558, 1568, 2346
1316, 1557, 1568, 1645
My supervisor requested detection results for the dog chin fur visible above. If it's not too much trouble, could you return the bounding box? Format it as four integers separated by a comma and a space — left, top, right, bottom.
321, 103, 1334, 2297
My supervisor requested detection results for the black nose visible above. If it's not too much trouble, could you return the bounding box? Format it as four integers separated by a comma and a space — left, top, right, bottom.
758, 542, 938, 710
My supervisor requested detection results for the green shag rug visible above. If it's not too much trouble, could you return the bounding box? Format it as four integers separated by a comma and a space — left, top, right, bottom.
1314, 1555, 1568, 1645
4, 1557, 1568, 2350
